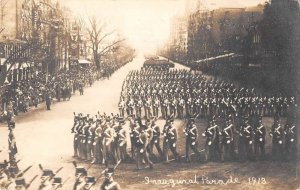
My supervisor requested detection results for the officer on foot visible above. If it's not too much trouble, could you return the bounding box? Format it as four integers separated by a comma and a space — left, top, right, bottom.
8, 121, 18, 164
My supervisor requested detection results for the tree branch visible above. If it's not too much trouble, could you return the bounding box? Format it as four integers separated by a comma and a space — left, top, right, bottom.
98, 39, 125, 56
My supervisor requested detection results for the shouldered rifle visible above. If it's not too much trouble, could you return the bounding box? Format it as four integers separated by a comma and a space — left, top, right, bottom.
54, 167, 64, 176
54, 177, 70, 190
17, 165, 33, 177
99, 159, 122, 179
26, 175, 38, 189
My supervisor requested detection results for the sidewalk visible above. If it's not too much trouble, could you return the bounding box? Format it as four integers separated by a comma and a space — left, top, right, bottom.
0, 77, 108, 128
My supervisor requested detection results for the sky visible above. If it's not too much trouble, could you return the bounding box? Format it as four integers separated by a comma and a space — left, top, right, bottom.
61, 0, 266, 54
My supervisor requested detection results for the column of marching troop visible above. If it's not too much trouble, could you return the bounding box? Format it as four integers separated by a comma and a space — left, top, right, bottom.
73, 66, 298, 165
118, 68, 297, 121
71, 112, 184, 167
0, 158, 121, 190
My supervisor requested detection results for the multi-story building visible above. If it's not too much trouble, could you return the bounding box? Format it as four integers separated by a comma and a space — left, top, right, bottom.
186, 4, 264, 63
0, 0, 81, 85
168, 15, 188, 63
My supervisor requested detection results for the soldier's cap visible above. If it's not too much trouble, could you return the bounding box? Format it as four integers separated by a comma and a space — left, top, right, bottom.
0, 162, 7, 169
85, 176, 96, 184
8, 166, 18, 174
105, 166, 115, 174
15, 178, 26, 186
42, 169, 54, 177
75, 167, 87, 176
118, 118, 125, 124
8, 122, 15, 128
53, 177, 62, 184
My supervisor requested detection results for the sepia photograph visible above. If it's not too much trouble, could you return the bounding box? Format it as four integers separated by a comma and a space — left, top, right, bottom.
0, 0, 299, 189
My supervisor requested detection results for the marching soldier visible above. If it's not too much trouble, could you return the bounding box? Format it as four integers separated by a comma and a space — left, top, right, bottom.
220, 119, 235, 161
103, 118, 117, 164
135, 119, 154, 170
38, 165, 63, 190
203, 119, 219, 162
80, 116, 90, 160
161, 96, 169, 119
118, 98, 125, 117
152, 96, 160, 118
38, 169, 54, 190
270, 118, 284, 161
77, 116, 86, 160
86, 118, 96, 161
184, 117, 201, 162
147, 118, 163, 159
238, 119, 254, 161
284, 119, 297, 160
177, 96, 185, 119
72, 113, 81, 158
163, 118, 180, 163
116, 118, 128, 161
129, 118, 140, 160
92, 117, 104, 164
73, 166, 88, 190
144, 97, 152, 119
100, 166, 121, 190
254, 118, 266, 160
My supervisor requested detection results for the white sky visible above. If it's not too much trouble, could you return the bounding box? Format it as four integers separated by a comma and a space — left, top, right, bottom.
61, 0, 266, 54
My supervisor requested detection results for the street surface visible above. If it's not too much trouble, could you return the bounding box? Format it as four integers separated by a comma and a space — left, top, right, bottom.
0, 55, 299, 190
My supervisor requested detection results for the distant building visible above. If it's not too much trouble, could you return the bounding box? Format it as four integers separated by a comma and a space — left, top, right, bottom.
186, 4, 264, 62
168, 15, 188, 63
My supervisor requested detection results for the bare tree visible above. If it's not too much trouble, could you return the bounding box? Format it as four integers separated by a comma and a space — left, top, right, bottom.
86, 16, 124, 70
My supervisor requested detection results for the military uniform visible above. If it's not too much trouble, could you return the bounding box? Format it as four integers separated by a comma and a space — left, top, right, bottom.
238, 120, 254, 161
220, 120, 235, 161
8, 122, 18, 163
100, 168, 121, 190
184, 118, 201, 162
254, 118, 266, 159
284, 120, 297, 160
116, 118, 127, 161
73, 167, 88, 190
92, 119, 104, 164
147, 119, 163, 159
270, 119, 284, 160
38, 169, 54, 190
135, 122, 154, 170
163, 119, 180, 163
203, 120, 219, 162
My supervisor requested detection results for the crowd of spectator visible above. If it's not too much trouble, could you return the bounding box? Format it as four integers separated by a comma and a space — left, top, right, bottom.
0, 60, 130, 123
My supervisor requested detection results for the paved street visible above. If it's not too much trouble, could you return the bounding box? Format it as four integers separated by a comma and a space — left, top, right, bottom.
0, 55, 146, 189
0, 55, 299, 190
